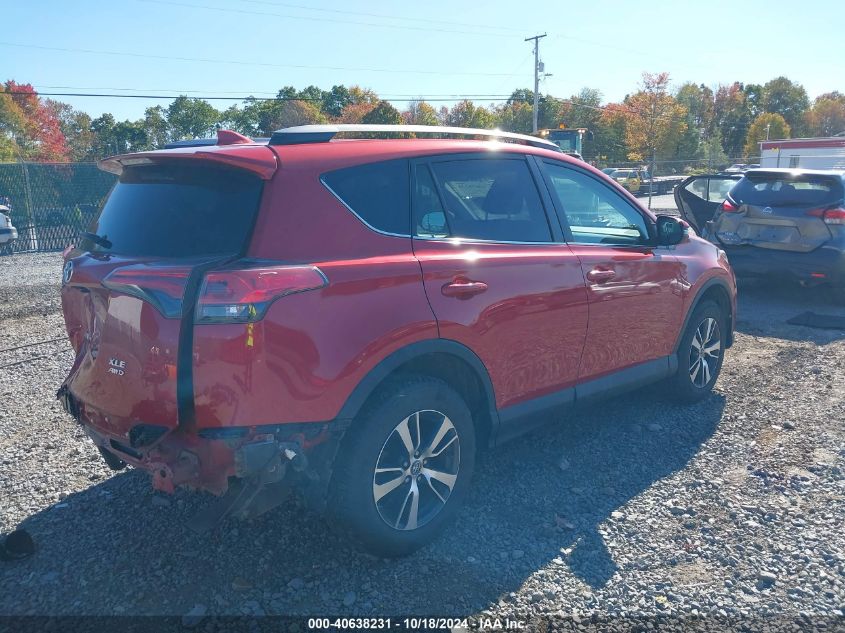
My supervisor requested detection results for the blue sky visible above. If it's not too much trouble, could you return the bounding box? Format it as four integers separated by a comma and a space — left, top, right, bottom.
3, 0, 843, 121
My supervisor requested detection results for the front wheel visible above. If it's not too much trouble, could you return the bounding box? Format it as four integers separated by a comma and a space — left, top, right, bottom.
670, 300, 726, 403
328, 376, 476, 557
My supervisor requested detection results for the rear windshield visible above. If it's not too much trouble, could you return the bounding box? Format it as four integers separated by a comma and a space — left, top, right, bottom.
729, 174, 843, 207
82, 163, 263, 257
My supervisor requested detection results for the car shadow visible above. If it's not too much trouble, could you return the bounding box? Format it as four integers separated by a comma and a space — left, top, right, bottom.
2, 388, 724, 618
734, 278, 845, 344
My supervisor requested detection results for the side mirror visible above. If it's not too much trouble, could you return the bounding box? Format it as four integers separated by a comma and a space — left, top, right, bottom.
656, 215, 686, 246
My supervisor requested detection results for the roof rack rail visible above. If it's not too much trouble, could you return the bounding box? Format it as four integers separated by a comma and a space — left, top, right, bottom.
268, 124, 562, 152
163, 138, 218, 149
162, 132, 270, 149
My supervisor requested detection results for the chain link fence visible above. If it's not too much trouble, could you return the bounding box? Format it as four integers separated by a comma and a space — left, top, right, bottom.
0, 162, 117, 256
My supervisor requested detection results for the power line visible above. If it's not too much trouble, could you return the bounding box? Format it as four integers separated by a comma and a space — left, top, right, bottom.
235, 0, 534, 33
138, 0, 519, 38
0, 41, 525, 77
33, 85, 518, 98
10, 90, 526, 104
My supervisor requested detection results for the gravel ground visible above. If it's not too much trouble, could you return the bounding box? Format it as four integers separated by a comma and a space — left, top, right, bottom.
1, 252, 844, 631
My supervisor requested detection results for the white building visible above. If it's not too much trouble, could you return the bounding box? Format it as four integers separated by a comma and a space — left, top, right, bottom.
759, 136, 845, 170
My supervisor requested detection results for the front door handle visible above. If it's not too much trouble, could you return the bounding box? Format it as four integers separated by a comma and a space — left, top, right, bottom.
586, 268, 616, 284
441, 278, 488, 298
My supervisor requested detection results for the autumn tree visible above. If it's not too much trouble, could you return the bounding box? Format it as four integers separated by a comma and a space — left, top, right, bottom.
443, 100, 495, 129
744, 113, 790, 158
88, 113, 147, 157
558, 88, 604, 161
140, 106, 169, 149
593, 103, 628, 166
744, 83, 765, 120
166, 96, 220, 140
0, 86, 27, 160
712, 82, 752, 159
804, 94, 845, 137
269, 100, 326, 130
761, 77, 809, 134
347, 86, 380, 107
337, 102, 377, 123
503, 89, 565, 130
46, 101, 94, 161
622, 73, 687, 177
495, 101, 533, 133
562, 88, 602, 129
672, 83, 716, 168
3, 81, 68, 161
403, 100, 439, 126
321, 85, 353, 118
361, 100, 402, 125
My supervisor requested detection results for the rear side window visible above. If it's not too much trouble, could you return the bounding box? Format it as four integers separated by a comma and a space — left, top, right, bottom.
83, 164, 263, 258
321, 159, 410, 235
730, 174, 844, 207
416, 157, 551, 242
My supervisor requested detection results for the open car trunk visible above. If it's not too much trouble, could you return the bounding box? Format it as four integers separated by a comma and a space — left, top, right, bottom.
674, 174, 741, 234
60, 161, 264, 442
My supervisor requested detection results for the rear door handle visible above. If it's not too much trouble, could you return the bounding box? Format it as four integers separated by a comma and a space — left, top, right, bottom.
441, 278, 488, 298
586, 268, 616, 283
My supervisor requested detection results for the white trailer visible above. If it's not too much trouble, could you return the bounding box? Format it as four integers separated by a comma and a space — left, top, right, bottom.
759, 137, 845, 170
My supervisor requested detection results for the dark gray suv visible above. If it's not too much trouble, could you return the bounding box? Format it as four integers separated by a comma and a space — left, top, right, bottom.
680, 169, 845, 302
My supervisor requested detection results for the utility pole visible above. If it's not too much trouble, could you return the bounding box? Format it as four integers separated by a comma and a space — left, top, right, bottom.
525, 33, 547, 134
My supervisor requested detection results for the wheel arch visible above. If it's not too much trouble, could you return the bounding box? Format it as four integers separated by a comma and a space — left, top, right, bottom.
336, 339, 500, 449
673, 276, 735, 355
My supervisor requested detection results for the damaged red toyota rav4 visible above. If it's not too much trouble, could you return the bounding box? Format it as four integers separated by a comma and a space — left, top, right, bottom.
58, 125, 736, 556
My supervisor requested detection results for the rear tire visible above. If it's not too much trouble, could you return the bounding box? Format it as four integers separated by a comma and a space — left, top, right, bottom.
328, 376, 476, 557
670, 300, 726, 403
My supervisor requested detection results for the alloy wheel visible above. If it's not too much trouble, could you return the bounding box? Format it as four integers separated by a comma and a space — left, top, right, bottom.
372, 410, 460, 531
689, 317, 721, 388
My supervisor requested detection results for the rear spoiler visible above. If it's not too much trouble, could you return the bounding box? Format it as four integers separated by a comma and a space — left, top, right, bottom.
98, 130, 278, 180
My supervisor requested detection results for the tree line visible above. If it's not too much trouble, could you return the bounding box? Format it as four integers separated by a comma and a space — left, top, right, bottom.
2, 74, 844, 172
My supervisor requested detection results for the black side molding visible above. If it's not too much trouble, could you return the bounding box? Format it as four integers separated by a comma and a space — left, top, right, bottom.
575, 356, 673, 402
495, 356, 676, 446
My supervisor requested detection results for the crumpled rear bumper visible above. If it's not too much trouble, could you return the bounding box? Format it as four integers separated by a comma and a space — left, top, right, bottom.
57, 385, 336, 498
721, 244, 845, 284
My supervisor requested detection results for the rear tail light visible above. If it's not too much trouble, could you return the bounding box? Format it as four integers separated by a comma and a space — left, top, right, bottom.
720, 199, 739, 213
196, 265, 328, 323
102, 265, 192, 318
806, 207, 845, 225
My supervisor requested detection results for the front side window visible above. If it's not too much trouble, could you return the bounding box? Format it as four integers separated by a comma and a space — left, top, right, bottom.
414, 157, 552, 243
322, 159, 410, 235
544, 162, 650, 245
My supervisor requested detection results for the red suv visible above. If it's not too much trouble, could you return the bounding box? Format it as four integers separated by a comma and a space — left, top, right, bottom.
58, 125, 736, 555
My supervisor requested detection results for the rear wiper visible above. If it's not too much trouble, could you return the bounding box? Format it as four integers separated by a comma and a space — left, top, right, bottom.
79, 231, 112, 250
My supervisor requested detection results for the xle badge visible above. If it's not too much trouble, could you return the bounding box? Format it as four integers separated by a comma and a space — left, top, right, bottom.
108, 357, 126, 376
